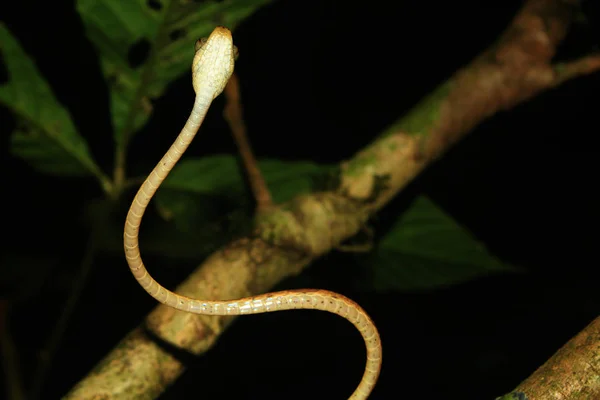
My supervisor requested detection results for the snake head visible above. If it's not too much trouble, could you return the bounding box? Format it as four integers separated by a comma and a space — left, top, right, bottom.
192, 26, 237, 99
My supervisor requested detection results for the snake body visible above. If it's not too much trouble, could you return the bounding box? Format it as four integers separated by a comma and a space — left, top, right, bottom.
123, 27, 382, 399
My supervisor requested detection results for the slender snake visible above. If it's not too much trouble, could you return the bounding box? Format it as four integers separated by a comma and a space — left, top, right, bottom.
123, 26, 382, 399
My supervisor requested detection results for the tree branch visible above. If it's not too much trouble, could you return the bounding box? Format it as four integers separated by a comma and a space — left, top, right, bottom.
500, 316, 600, 399
65, 0, 600, 398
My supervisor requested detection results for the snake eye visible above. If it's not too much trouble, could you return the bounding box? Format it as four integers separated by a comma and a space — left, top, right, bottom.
194, 37, 208, 52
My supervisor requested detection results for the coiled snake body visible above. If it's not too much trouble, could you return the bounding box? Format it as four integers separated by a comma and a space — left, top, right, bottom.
123, 26, 382, 399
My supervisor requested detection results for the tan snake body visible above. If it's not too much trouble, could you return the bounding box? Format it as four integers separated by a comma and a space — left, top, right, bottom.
123, 27, 382, 399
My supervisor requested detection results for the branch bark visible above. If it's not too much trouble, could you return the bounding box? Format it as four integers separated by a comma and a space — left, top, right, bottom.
65, 0, 600, 398
499, 316, 600, 399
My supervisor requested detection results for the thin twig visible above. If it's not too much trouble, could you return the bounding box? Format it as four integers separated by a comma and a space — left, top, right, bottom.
336, 226, 374, 253
123, 176, 146, 191
28, 234, 97, 400
0, 300, 25, 400
553, 54, 600, 86
223, 72, 273, 213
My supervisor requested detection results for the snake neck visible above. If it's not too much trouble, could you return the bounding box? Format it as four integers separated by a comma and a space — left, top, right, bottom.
124, 93, 212, 275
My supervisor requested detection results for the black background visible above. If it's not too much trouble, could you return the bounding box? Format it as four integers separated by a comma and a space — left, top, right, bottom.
1, 1, 599, 399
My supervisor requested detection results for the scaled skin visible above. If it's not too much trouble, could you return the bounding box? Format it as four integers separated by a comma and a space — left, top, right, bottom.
123, 26, 382, 400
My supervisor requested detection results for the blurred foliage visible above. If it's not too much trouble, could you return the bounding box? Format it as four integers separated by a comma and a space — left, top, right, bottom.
358, 197, 519, 292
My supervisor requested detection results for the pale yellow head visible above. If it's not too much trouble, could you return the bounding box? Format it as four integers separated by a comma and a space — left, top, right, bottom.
192, 26, 236, 99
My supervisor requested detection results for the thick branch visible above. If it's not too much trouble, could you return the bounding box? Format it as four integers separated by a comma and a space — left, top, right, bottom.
65, 0, 600, 398
500, 316, 600, 399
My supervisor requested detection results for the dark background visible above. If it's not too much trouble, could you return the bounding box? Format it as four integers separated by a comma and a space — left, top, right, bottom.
1, 1, 599, 399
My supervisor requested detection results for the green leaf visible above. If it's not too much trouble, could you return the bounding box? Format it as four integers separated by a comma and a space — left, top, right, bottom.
155, 155, 244, 233
155, 155, 329, 229
87, 198, 242, 260
0, 24, 106, 185
160, 155, 243, 196
76, 0, 271, 148
366, 196, 519, 292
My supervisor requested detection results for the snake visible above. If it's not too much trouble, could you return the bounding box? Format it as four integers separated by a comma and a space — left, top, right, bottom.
123, 26, 382, 399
